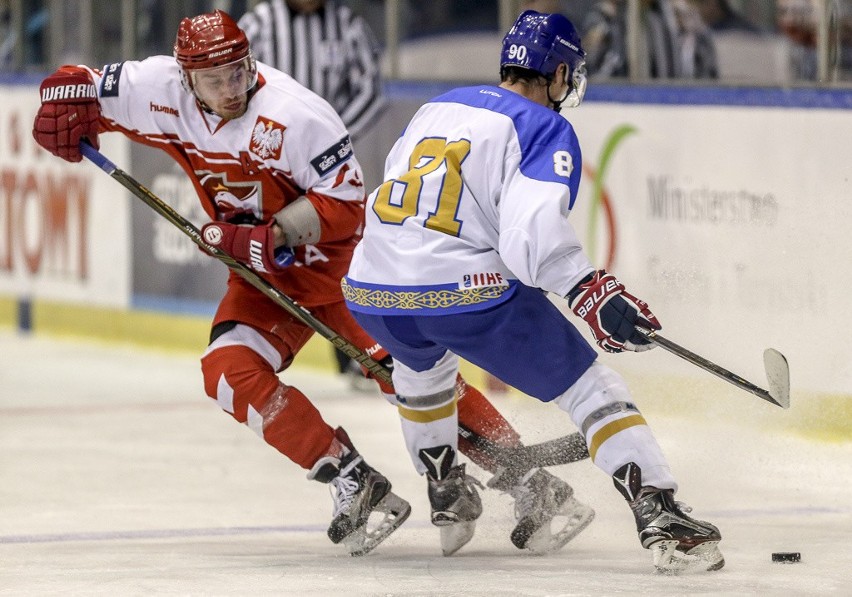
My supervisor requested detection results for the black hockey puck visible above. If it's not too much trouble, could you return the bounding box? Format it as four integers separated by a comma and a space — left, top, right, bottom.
771, 552, 801, 563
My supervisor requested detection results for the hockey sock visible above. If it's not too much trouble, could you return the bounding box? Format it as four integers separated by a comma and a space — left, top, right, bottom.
554, 361, 676, 491
261, 384, 339, 469
202, 343, 336, 469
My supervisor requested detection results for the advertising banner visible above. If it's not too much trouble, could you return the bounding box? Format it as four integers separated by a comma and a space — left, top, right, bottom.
0, 86, 131, 308
566, 102, 852, 394
5, 79, 850, 395
128, 143, 228, 315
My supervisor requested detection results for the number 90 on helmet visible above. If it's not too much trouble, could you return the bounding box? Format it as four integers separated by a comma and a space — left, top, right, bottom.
500, 10, 587, 108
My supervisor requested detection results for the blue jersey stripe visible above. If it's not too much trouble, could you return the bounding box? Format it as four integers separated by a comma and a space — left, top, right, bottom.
429, 85, 581, 205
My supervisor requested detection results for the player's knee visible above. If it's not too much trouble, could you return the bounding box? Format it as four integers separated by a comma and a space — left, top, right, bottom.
396, 387, 456, 422
200, 324, 284, 421
553, 361, 644, 447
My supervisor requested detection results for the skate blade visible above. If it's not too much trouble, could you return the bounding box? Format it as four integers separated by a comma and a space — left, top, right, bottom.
651, 540, 725, 574
344, 491, 412, 557
524, 500, 596, 555
440, 520, 477, 556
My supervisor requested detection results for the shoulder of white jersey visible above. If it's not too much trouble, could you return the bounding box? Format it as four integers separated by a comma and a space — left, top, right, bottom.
254, 62, 354, 180
95, 55, 180, 99
255, 62, 345, 130
429, 84, 581, 187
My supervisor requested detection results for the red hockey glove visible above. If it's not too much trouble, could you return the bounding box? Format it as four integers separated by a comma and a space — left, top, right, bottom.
200, 220, 294, 274
568, 270, 661, 353
32, 68, 101, 162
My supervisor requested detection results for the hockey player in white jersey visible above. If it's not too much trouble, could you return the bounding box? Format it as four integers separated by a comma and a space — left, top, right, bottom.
31, 9, 594, 558
344, 10, 724, 572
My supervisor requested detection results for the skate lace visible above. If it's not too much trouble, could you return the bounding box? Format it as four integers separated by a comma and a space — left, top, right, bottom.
511, 484, 537, 521
676, 501, 693, 514
330, 474, 360, 517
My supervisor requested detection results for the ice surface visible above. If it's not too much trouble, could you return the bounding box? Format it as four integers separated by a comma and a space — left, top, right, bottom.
1, 332, 849, 596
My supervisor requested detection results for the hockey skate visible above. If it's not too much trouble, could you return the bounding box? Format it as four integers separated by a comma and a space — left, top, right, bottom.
420, 446, 483, 556
488, 468, 595, 554
309, 428, 411, 556
613, 462, 724, 574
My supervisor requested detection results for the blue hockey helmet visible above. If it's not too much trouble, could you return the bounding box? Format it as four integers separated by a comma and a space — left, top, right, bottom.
500, 10, 587, 108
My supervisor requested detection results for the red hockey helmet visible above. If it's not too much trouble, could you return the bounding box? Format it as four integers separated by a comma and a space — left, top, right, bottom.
173, 9, 257, 116
174, 10, 250, 71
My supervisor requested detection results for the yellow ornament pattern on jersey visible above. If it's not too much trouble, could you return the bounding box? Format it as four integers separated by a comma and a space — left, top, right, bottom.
342, 280, 509, 310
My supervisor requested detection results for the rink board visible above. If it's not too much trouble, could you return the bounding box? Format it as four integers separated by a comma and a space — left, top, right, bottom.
1, 81, 850, 437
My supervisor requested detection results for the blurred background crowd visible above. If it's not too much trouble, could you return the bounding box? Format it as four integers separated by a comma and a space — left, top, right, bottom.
2, 0, 851, 86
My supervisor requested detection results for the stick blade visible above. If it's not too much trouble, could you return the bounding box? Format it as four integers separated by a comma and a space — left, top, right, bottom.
763, 349, 790, 409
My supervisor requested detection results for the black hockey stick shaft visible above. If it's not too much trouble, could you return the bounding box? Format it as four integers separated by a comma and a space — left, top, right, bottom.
638, 328, 789, 408
80, 142, 392, 384
459, 422, 589, 468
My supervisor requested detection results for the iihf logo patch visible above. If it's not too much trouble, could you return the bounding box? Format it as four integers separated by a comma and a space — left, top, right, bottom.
460, 272, 506, 289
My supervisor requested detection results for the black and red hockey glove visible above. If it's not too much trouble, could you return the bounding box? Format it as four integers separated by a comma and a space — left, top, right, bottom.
568, 270, 661, 353
200, 220, 294, 274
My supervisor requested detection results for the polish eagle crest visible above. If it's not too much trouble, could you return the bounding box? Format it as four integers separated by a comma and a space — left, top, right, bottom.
249, 117, 286, 160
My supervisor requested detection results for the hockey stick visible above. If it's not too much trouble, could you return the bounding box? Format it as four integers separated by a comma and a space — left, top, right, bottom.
80, 143, 591, 469
458, 423, 589, 468
80, 142, 391, 384
460, 423, 590, 489
637, 329, 790, 409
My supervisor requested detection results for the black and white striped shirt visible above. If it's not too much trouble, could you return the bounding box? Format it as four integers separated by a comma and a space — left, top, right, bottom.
238, 0, 383, 140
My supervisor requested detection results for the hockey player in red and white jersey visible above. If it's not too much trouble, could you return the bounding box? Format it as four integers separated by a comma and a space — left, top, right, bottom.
31, 10, 594, 557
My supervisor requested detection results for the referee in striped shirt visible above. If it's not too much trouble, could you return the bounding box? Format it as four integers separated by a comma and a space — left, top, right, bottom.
238, 0, 384, 140
238, 0, 384, 386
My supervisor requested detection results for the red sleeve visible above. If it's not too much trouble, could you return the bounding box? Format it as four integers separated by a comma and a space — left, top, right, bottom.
304, 191, 365, 243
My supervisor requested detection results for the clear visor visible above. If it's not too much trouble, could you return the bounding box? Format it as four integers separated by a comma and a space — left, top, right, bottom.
564, 63, 587, 109
189, 56, 257, 102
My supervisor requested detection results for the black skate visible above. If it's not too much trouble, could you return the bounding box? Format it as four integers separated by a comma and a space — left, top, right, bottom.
489, 468, 595, 554
420, 445, 483, 556
308, 428, 411, 556
613, 462, 724, 573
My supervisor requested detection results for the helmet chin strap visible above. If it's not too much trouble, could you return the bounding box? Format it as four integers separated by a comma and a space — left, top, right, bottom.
546, 73, 571, 114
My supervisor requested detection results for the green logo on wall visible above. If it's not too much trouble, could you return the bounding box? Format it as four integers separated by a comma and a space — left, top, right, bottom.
582, 124, 637, 270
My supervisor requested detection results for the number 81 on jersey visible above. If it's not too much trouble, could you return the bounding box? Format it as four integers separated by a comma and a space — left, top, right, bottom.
372, 137, 471, 237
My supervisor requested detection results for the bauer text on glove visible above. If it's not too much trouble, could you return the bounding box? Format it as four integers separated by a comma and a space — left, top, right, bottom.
568, 270, 661, 353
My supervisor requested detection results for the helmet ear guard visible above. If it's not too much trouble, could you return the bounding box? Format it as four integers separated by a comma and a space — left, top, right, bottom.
563, 63, 587, 109
500, 10, 588, 109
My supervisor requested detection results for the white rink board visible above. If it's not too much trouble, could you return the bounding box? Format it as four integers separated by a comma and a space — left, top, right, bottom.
566, 103, 852, 395
2, 80, 850, 396
0, 87, 131, 308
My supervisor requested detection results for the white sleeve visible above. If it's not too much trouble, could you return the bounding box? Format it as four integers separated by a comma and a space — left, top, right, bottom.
283, 105, 365, 202
89, 58, 175, 136
498, 162, 594, 297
